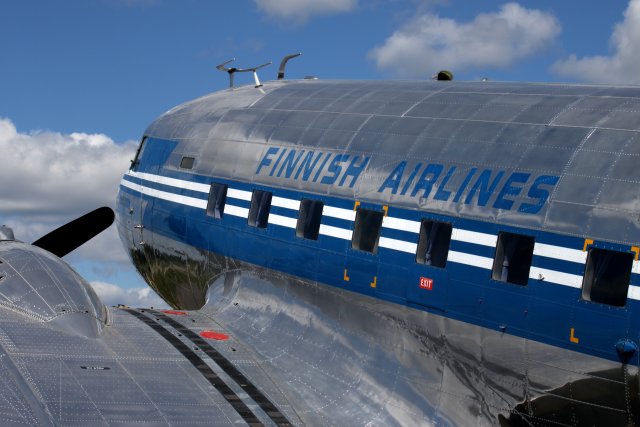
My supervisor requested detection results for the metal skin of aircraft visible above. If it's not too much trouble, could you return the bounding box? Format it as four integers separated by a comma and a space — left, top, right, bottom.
1, 67, 640, 425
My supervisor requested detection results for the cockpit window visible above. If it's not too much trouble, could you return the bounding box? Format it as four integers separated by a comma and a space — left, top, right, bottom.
582, 248, 632, 307
180, 156, 195, 170
248, 190, 272, 228
491, 232, 534, 286
130, 136, 148, 171
351, 209, 384, 254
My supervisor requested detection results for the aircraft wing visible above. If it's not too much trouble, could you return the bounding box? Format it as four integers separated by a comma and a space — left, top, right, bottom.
0, 289, 300, 425
0, 211, 301, 426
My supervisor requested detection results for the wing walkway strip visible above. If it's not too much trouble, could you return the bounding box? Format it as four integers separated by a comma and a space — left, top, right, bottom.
122, 308, 264, 426
148, 309, 292, 427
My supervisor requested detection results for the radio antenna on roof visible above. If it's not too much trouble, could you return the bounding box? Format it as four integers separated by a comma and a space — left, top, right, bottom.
277, 53, 302, 80
215, 58, 272, 88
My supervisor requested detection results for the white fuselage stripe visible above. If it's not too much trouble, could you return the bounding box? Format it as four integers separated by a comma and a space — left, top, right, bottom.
129, 171, 211, 193
120, 179, 207, 209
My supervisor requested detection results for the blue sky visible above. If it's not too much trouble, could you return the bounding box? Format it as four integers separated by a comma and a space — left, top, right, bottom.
0, 0, 637, 306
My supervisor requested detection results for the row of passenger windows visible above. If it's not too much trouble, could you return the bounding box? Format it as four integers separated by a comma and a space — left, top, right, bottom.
205, 183, 634, 308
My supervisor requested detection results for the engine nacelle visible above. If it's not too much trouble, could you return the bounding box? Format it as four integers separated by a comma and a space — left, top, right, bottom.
0, 238, 107, 338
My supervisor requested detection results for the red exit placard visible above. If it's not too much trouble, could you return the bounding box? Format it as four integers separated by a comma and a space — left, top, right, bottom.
419, 277, 433, 290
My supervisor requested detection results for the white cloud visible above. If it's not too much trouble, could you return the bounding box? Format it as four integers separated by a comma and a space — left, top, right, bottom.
369, 2, 561, 77
0, 117, 140, 264
91, 281, 169, 308
254, 0, 357, 23
0, 118, 137, 217
552, 0, 640, 84
0, 117, 151, 304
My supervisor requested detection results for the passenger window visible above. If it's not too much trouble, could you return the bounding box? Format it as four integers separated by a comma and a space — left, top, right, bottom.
416, 220, 452, 268
180, 156, 195, 169
351, 209, 384, 254
248, 190, 272, 228
297, 199, 324, 240
582, 248, 632, 307
491, 232, 535, 286
130, 136, 148, 171
206, 183, 228, 219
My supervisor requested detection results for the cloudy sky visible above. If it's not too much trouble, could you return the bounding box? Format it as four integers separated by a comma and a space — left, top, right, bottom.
0, 0, 636, 307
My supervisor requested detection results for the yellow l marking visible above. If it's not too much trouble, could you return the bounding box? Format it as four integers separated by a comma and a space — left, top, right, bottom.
582, 239, 593, 252
343, 269, 350, 282
570, 328, 579, 344
370, 276, 377, 288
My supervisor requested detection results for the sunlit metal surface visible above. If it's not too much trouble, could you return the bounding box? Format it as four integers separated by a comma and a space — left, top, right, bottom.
0, 241, 107, 336
145, 80, 640, 247
122, 230, 638, 425
112, 79, 640, 424
6, 79, 640, 424
0, 241, 301, 425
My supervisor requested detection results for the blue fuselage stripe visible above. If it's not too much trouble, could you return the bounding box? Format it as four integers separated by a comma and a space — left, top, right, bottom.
118, 170, 640, 364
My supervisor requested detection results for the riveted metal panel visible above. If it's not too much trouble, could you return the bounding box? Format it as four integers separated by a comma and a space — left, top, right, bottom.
144, 79, 640, 245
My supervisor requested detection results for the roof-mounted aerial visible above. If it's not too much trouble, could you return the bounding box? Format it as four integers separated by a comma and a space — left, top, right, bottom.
216, 58, 272, 88
277, 53, 302, 80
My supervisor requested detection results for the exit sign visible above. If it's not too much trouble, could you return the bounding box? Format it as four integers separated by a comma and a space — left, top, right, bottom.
419, 277, 433, 290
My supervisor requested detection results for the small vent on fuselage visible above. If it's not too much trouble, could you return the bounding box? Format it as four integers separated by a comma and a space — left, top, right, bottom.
180, 157, 195, 170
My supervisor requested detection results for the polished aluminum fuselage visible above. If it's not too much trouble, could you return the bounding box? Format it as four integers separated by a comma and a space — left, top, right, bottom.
116, 79, 640, 425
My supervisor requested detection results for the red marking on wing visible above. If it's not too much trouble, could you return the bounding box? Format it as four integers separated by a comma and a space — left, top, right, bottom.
200, 331, 230, 340
162, 310, 187, 316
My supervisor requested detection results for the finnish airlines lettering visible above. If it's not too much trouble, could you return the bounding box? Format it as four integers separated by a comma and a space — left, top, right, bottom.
255, 147, 370, 188
378, 161, 559, 214
256, 147, 559, 214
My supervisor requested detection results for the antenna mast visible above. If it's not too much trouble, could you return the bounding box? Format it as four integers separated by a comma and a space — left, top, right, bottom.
277, 53, 302, 79
216, 59, 272, 88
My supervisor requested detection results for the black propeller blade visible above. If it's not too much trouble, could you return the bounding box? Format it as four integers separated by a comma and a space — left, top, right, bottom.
33, 207, 115, 257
